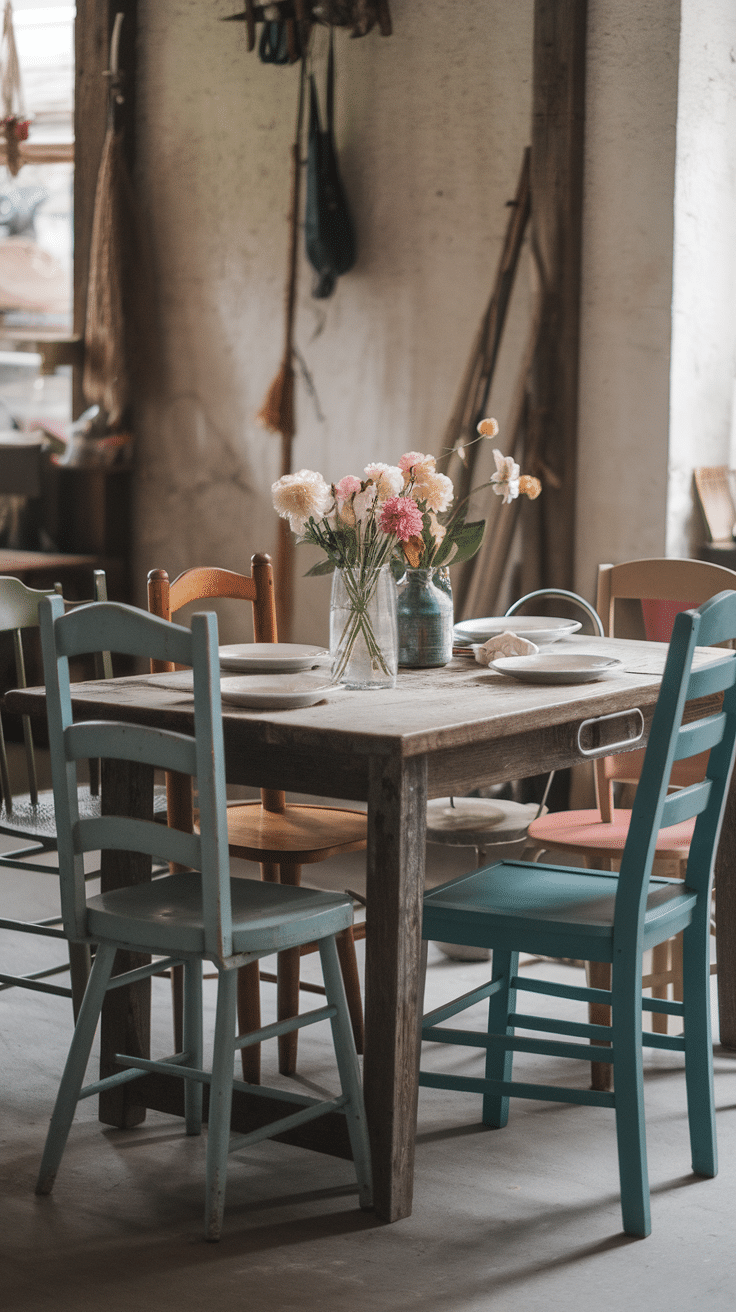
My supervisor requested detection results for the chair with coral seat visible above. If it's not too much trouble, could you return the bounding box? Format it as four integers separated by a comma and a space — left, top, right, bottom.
527, 558, 736, 1068
147, 555, 366, 1083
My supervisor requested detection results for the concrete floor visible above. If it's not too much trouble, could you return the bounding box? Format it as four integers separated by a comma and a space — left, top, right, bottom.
3, 831, 736, 1312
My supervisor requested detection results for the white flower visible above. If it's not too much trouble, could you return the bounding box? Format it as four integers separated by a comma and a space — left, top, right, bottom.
272, 469, 333, 534
490, 450, 520, 504
364, 462, 404, 501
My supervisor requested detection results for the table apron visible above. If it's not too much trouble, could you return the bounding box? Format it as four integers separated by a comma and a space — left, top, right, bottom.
222, 706, 654, 803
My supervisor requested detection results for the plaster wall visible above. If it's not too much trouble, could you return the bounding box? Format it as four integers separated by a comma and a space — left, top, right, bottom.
574, 0, 680, 603
133, 3, 534, 644
667, 0, 736, 557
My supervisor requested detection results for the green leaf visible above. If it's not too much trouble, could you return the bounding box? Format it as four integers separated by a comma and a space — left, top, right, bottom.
433, 519, 486, 566
304, 558, 337, 577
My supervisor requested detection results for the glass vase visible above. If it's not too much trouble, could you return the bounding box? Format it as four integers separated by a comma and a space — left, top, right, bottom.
397, 567, 454, 668
329, 563, 398, 689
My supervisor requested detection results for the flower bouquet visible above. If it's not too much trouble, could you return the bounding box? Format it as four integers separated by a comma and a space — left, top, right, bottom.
271, 419, 541, 685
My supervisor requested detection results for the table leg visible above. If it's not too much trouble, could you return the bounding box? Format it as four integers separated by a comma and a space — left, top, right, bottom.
716, 770, 736, 1048
363, 752, 427, 1222
98, 758, 154, 1128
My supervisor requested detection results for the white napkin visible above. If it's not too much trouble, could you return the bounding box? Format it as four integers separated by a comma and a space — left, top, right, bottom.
473, 631, 539, 666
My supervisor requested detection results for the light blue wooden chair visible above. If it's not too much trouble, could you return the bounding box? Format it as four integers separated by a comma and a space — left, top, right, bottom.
34, 596, 372, 1241
0, 571, 110, 1015
420, 588, 736, 1238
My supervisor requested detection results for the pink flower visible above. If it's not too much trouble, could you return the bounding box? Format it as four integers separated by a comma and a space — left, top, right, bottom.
379, 495, 424, 542
398, 451, 435, 475
335, 475, 362, 500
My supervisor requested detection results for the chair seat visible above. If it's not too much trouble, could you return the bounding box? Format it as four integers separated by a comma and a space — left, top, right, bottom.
426, 798, 542, 847
86, 870, 355, 957
222, 801, 367, 864
0, 785, 101, 844
422, 860, 697, 962
528, 807, 696, 860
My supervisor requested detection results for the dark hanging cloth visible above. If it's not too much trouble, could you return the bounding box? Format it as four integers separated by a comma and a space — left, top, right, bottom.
304, 31, 356, 298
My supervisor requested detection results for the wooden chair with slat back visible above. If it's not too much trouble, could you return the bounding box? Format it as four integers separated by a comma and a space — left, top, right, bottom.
527, 557, 736, 1085
35, 595, 372, 1241
147, 554, 367, 1083
0, 569, 110, 1017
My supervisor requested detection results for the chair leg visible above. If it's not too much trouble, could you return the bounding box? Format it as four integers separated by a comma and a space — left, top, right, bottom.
483, 949, 518, 1129
205, 968, 238, 1242
612, 958, 651, 1238
318, 935, 373, 1210
649, 940, 672, 1034
171, 963, 184, 1053
586, 855, 613, 1091
335, 927, 364, 1054
183, 959, 203, 1135
277, 862, 303, 1076
237, 959, 262, 1083
68, 941, 92, 1022
587, 959, 613, 1092
36, 942, 116, 1196
682, 917, 717, 1177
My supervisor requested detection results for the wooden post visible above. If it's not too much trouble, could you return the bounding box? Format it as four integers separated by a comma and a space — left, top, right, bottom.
528, 0, 587, 590
73, 0, 138, 420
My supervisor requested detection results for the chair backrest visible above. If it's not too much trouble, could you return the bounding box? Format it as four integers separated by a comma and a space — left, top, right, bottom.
615, 589, 736, 944
596, 558, 736, 642
594, 558, 736, 813
0, 570, 109, 809
147, 556, 278, 673
39, 595, 233, 957
147, 554, 282, 817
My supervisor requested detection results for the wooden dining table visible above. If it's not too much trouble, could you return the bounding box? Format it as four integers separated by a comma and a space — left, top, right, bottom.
8, 632, 736, 1223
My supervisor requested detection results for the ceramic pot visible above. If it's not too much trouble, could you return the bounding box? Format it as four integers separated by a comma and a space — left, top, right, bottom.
397, 567, 454, 668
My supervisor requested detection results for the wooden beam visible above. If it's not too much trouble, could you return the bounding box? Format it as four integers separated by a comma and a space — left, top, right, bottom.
528, 0, 587, 589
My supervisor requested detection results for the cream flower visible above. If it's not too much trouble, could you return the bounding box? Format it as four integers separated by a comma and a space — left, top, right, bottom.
272, 469, 333, 533
427, 511, 446, 550
477, 417, 500, 438
490, 450, 520, 504
411, 466, 454, 513
364, 462, 404, 501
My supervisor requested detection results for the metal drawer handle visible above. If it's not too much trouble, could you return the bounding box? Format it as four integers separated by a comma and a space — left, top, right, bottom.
577, 708, 645, 758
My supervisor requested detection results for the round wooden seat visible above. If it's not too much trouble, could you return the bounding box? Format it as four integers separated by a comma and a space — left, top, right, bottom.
426, 798, 542, 852
223, 801, 367, 864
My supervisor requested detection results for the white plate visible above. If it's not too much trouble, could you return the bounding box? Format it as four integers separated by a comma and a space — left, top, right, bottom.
219, 672, 334, 709
218, 643, 329, 673
454, 616, 582, 645
490, 653, 622, 685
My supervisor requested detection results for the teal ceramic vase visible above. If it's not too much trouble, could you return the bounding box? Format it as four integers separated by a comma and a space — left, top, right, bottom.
397, 567, 454, 668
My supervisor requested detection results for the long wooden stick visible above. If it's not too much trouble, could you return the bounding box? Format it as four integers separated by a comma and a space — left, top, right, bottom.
437, 148, 531, 511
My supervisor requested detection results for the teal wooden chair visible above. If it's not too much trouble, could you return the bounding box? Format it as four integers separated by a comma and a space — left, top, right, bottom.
34, 596, 372, 1241
420, 588, 736, 1238
0, 571, 110, 1015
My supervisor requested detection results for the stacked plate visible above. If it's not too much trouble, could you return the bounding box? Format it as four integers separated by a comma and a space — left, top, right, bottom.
217, 643, 332, 709
453, 615, 582, 647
